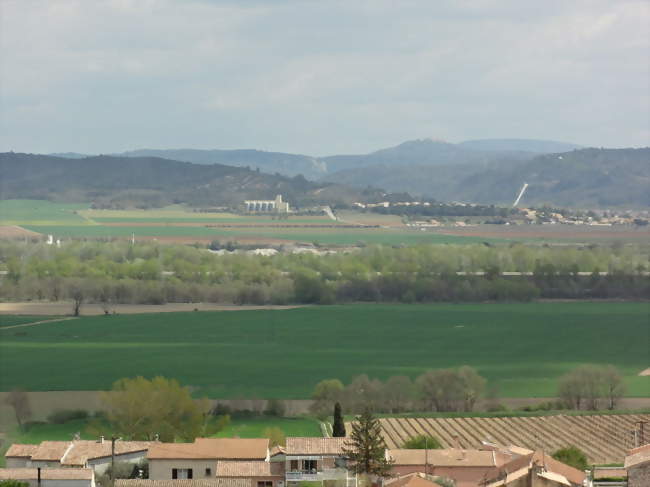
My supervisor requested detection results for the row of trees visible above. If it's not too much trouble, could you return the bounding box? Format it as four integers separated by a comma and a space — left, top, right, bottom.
1, 241, 648, 306
311, 367, 488, 417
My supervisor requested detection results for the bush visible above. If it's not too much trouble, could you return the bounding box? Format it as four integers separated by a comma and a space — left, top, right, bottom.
402, 435, 442, 449
0, 481, 29, 487
47, 409, 89, 424
22, 420, 47, 431
264, 399, 286, 417
552, 446, 589, 471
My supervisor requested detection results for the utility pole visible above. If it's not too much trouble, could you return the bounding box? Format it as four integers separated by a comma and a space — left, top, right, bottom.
424, 436, 428, 477
111, 436, 118, 484
635, 421, 647, 446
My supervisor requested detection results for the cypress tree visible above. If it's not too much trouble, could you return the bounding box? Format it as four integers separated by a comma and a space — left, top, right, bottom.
332, 402, 346, 437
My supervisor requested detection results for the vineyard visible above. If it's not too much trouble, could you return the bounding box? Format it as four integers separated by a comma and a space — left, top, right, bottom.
376, 414, 650, 464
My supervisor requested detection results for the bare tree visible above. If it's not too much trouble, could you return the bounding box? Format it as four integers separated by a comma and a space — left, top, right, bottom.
601, 365, 626, 410
382, 375, 414, 413
5, 389, 32, 431
67, 281, 85, 316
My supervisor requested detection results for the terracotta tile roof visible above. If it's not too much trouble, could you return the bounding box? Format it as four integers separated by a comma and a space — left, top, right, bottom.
5, 444, 38, 458
269, 445, 285, 457
0, 467, 93, 480
285, 437, 348, 455
115, 480, 251, 487
148, 438, 269, 460
484, 451, 586, 487
387, 449, 498, 467
625, 443, 650, 469
62, 440, 154, 465
531, 451, 585, 486
216, 460, 285, 477
385, 473, 443, 487
30, 441, 72, 461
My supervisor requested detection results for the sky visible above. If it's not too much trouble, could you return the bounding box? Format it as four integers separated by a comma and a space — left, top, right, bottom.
1, 0, 648, 156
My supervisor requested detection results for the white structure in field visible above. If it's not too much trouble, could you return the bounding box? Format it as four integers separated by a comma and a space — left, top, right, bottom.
244, 194, 290, 213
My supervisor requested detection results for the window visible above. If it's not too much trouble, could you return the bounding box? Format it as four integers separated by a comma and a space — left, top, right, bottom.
290, 460, 299, 471
172, 468, 193, 479
205, 468, 212, 477
303, 460, 317, 473
257, 482, 273, 487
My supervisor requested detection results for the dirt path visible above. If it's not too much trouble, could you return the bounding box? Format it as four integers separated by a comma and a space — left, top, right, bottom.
0, 317, 77, 330
0, 302, 306, 316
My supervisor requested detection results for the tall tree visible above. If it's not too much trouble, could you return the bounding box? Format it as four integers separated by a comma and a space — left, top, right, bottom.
342, 409, 393, 478
100, 376, 229, 442
332, 402, 346, 437
4, 389, 31, 432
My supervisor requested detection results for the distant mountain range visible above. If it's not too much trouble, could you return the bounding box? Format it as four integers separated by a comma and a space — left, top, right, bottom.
22, 138, 650, 208
0, 153, 377, 208
50, 138, 581, 179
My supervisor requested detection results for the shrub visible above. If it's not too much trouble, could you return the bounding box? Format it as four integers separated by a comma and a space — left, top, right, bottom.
264, 399, 286, 417
552, 446, 589, 471
402, 435, 442, 449
47, 409, 89, 424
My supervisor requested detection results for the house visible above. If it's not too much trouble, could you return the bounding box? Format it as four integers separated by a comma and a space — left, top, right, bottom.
0, 467, 95, 487
4, 438, 154, 473
481, 450, 586, 487
284, 437, 354, 487
625, 443, 650, 487
215, 460, 285, 487
387, 448, 510, 487
388, 447, 586, 487
385, 472, 445, 487
116, 480, 251, 487
147, 438, 270, 480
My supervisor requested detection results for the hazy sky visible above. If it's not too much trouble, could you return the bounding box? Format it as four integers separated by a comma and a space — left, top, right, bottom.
1, 0, 648, 155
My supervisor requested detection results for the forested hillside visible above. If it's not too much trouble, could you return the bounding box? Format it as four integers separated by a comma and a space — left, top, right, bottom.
0, 153, 373, 208
324, 148, 650, 208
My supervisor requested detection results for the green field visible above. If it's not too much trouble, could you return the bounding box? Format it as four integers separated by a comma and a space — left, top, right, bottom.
215, 416, 321, 438
0, 316, 53, 328
0, 200, 89, 225
0, 303, 647, 398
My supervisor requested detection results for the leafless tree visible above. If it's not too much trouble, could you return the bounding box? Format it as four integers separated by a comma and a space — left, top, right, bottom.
5, 389, 32, 431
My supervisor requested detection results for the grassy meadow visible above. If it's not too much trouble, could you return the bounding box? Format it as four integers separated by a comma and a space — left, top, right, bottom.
0, 302, 647, 398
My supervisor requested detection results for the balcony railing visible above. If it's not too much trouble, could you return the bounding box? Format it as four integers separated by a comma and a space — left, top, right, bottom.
286, 469, 348, 481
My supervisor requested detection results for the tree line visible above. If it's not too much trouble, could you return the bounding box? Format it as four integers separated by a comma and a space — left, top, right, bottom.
0, 240, 647, 306
310, 364, 627, 417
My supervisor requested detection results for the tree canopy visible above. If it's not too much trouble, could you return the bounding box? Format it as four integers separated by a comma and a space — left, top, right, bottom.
99, 376, 229, 442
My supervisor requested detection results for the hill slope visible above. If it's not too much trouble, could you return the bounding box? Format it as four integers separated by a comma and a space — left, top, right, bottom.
0, 153, 370, 208
323, 148, 650, 208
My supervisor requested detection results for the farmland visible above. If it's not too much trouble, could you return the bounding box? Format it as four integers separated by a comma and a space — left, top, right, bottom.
4, 199, 648, 245
0, 303, 647, 398
375, 414, 650, 464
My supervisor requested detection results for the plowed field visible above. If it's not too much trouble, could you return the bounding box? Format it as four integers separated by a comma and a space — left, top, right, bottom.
377, 414, 650, 464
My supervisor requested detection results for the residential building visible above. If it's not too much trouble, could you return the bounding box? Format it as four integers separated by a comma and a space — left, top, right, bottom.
4, 438, 153, 474
481, 450, 586, 487
216, 460, 285, 487
625, 443, 650, 487
387, 448, 511, 487
147, 438, 270, 480
0, 467, 95, 487
385, 472, 445, 487
284, 437, 354, 487
116, 480, 251, 487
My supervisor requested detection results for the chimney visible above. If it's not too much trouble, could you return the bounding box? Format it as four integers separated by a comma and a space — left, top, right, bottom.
37, 467, 41, 487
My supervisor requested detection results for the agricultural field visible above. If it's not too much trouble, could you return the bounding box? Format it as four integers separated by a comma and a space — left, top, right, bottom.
4, 199, 646, 245
0, 303, 647, 398
375, 414, 650, 464
0, 316, 55, 328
